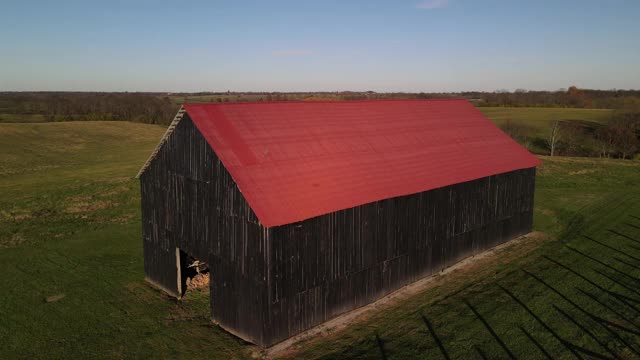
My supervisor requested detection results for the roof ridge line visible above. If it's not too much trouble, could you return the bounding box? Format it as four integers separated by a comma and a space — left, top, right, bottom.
183, 98, 469, 106
135, 106, 185, 178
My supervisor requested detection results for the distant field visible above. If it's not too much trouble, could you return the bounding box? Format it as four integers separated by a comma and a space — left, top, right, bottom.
0, 121, 638, 359
168, 94, 309, 105
479, 107, 614, 155
0, 113, 45, 123
479, 107, 613, 131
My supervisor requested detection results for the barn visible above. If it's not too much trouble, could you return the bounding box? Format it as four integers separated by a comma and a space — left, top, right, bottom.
136, 99, 541, 347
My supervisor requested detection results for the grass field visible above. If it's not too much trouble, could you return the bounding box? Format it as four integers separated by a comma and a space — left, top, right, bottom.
479, 107, 613, 128
479, 107, 614, 155
1, 121, 638, 359
0, 122, 253, 358
289, 157, 640, 359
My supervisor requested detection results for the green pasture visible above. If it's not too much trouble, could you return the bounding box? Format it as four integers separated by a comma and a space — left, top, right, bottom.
0, 121, 638, 359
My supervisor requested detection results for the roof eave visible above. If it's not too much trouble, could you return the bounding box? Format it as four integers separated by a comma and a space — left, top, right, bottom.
135, 106, 186, 179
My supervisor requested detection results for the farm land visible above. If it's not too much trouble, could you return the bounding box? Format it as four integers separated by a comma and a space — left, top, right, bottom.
1, 97, 639, 358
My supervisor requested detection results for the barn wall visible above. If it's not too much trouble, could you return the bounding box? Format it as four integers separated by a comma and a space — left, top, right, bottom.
265, 168, 536, 346
140, 115, 270, 345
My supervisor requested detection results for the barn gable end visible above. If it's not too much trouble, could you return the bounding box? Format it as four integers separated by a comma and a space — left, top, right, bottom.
139, 114, 270, 345
139, 99, 540, 347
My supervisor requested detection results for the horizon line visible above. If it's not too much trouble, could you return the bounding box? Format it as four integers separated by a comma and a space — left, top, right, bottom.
1, 87, 639, 94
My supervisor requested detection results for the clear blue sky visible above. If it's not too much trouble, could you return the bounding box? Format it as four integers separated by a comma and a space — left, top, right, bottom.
1, 0, 639, 92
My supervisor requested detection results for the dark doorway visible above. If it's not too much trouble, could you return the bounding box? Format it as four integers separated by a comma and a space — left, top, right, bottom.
178, 249, 210, 297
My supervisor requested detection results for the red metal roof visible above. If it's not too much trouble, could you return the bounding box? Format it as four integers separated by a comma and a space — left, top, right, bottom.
183, 99, 541, 227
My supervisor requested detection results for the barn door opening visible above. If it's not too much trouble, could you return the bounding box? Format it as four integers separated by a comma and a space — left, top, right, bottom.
177, 248, 210, 297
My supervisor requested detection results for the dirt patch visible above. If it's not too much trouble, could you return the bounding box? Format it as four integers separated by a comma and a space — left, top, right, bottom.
108, 177, 131, 183
0, 233, 27, 248
0, 209, 31, 222
569, 169, 597, 175
112, 214, 135, 224
65, 200, 115, 214
93, 213, 135, 224
12, 213, 31, 221
67, 195, 91, 203
270, 231, 551, 359
0, 164, 61, 177
99, 186, 129, 197
45, 294, 65, 303
187, 273, 210, 290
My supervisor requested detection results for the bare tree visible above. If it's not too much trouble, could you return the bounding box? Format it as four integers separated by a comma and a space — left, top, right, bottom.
614, 127, 638, 159
595, 126, 616, 158
547, 120, 562, 156
610, 114, 640, 159
560, 121, 585, 156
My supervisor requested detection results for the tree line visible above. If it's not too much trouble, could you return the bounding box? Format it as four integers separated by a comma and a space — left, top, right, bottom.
472, 86, 640, 109
0, 89, 638, 159
167, 88, 640, 108
0, 92, 178, 124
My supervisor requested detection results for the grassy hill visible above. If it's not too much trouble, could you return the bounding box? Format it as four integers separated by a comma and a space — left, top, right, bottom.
0, 121, 638, 359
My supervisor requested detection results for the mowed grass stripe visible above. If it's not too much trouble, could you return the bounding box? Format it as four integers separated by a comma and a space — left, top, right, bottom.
292, 177, 640, 359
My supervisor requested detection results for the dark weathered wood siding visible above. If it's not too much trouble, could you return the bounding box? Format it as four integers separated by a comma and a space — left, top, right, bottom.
140, 114, 536, 347
264, 167, 535, 345
140, 115, 270, 345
